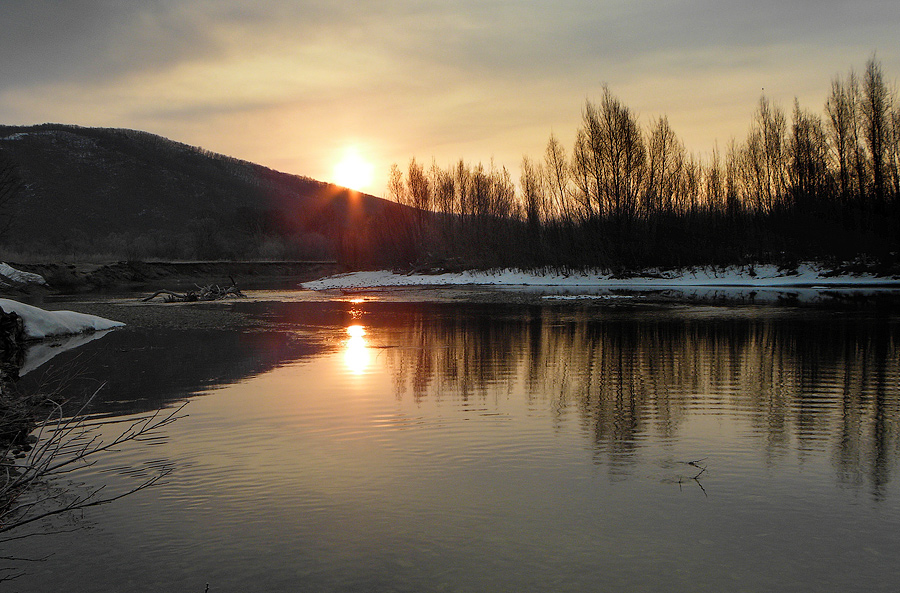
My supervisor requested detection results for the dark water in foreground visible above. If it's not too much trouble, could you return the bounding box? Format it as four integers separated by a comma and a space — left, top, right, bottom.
8, 297, 900, 592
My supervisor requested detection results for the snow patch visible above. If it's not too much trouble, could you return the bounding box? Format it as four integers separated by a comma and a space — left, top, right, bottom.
0, 298, 124, 340
300, 264, 898, 291
0, 263, 48, 286
542, 294, 636, 301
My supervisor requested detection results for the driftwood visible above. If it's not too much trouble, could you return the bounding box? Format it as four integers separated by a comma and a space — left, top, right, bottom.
677, 457, 708, 497
405, 255, 467, 276
142, 279, 246, 303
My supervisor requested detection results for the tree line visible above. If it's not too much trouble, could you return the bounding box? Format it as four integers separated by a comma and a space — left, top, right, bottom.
383, 57, 900, 270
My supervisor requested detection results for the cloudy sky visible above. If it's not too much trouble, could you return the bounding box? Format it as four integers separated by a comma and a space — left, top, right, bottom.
1, 0, 898, 195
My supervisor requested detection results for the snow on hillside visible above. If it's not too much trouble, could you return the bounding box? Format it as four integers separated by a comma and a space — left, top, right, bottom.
300, 264, 898, 291
0, 298, 124, 340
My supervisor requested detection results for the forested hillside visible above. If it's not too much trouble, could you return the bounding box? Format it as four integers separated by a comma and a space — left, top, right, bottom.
0, 124, 404, 263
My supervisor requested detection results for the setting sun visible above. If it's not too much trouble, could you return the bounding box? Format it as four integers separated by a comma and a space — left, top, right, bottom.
333, 147, 374, 192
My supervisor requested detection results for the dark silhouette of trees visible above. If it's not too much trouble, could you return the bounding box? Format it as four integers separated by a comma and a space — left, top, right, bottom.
826, 74, 857, 202
543, 133, 574, 221
386, 56, 900, 271
573, 87, 646, 224
520, 156, 543, 258
646, 116, 686, 215
789, 99, 831, 209
862, 58, 891, 209
0, 149, 21, 239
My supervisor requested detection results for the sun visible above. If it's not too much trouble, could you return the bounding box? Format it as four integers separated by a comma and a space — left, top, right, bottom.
333, 147, 374, 192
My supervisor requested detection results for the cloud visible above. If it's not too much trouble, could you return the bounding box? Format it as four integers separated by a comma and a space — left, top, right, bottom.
1, 0, 898, 194
0, 1, 220, 86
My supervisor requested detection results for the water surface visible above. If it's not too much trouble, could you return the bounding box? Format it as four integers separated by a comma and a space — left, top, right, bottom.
9, 297, 900, 592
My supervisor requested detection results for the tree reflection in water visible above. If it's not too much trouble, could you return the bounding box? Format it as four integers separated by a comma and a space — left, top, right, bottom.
379, 305, 899, 498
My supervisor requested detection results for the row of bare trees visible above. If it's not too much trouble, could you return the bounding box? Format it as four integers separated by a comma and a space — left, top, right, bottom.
384, 57, 900, 269
386, 158, 521, 266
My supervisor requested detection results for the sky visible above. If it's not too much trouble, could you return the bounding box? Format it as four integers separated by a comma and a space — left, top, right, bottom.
1, 0, 898, 196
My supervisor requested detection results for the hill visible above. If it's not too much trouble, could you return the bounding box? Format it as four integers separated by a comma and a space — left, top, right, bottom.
0, 124, 408, 264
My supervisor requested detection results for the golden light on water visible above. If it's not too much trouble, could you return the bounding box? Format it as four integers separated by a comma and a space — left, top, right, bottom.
344, 324, 371, 374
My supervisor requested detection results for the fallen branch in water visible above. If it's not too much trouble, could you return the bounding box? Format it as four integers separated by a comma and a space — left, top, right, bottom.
142, 278, 246, 302
677, 457, 708, 497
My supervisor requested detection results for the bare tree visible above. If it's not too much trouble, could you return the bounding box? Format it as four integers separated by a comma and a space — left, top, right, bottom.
790, 98, 831, 206
646, 116, 685, 214
847, 70, 870, 202
572, 128, 598, 221
520, 156, 544, 253
862, 57, 891, 207
724, 138, 742, 215
890, 102, 900, 202
738, 127, 765, 211
387, 163, 406, 206
543, 133, 573, 222
573, 87, 646, 221
738, 96, 789, 212
704, 144, 726, 213
682, 153, 702, 213
429, 160, 455, 216
452, 159, 472, 219
826, 74, 855, 200
758, 95, 789, 210
488, 162, 517, 221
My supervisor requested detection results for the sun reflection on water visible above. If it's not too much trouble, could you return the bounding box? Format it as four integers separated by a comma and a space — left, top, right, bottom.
344, 324, 370, 374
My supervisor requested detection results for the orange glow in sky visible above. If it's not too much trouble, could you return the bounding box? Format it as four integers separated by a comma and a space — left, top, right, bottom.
2, 3, 896, 198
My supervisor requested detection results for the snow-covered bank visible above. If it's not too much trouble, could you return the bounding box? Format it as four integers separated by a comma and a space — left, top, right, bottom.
0, 262, 47, 287
0, 298, 124, 340
300, 264, 899, 291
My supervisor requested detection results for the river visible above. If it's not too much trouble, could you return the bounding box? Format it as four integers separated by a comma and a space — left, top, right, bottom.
6, 291, 900, 592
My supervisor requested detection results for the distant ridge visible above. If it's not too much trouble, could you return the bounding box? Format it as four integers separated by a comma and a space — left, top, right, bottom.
0, 124, 401, 261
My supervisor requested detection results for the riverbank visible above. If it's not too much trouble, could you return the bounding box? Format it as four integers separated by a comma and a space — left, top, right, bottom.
7, 260, 342, 292
4, 259, 900, 308
300, 263, 900, 307
302, 262, 900, 290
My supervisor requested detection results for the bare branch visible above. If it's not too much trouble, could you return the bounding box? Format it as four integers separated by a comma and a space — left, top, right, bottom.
0, 389, 185, 540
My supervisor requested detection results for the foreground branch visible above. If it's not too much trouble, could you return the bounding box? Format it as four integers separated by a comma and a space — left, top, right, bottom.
0, 387, 186, 537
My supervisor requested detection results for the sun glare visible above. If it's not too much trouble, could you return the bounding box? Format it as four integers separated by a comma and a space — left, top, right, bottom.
345, 324, 371, 374
333, 147, 374, 192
